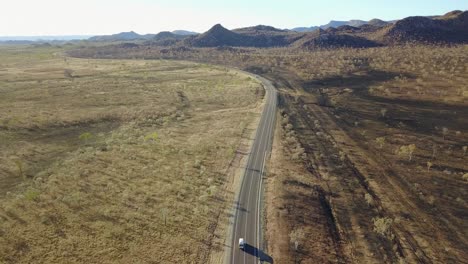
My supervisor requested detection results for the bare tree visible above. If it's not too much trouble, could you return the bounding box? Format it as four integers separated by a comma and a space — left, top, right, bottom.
442, 127, 449, 140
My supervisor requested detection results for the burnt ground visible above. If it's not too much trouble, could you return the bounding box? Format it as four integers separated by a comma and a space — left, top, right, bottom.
263, 69, 467, 263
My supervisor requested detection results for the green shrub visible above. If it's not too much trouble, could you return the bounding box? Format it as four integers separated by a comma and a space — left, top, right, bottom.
79, 132, 93, 142
372, 217, 393, 239
24, 189, 40, 201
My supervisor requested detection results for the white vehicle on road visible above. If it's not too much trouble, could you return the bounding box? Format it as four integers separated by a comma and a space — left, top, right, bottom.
238, 238, 245, 250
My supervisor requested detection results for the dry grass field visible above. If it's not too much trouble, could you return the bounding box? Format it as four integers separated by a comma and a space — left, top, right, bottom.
0, 45, 264, 263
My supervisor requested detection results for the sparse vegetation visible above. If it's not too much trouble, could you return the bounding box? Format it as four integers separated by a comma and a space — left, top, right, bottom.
6, 24, 467, 263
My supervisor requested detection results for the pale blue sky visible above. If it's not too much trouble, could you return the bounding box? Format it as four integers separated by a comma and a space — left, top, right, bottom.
1, 0, 467, 36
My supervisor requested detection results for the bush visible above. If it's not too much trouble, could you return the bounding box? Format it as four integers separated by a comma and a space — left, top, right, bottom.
364, 193, 374, 206
24, 189, 40, 201
375, 137, 385, 149
289, 228, 305, 249
79, 132, 93, 142
372, 217, 393, 239
396, 144, 416, 161
426, 161, 433, 171
462, 173, 468, 182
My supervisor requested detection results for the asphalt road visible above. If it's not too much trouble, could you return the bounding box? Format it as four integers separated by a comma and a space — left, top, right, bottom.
228, 73, 277, 264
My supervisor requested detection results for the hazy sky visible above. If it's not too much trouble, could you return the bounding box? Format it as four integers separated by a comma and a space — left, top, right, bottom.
1, 0, 467, 36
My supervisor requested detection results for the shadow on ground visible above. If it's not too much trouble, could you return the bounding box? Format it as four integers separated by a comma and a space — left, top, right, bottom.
243, 243, 274, 263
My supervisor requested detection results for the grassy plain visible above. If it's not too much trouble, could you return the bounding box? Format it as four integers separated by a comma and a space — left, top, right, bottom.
0, 45, 263, 263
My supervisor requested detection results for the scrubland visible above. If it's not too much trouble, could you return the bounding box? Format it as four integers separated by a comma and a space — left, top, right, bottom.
0, 45, 263, 263
263, 45, 468, 263
70, 43, 468, 262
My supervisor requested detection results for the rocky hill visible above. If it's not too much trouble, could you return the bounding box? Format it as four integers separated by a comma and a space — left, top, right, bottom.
185, 24, 302, 48
380, 10, 468, 43
87, 10, 467, 47
368, 19, 389, 27
184, 24, 251, 47
293, 30, 381, 49
233, 25, 286, 35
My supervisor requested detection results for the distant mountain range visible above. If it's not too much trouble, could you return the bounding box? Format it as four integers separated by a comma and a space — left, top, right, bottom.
3, 10, 467, 49
179, 10, 467, 49
88, 30, 198, 42
291, 19, 390, 32
0, 35, 92, 41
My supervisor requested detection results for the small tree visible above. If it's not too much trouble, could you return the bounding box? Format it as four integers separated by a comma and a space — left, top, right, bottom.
290, 227, 305, 263
397, 144, 416, 161
380, 108, 387, 118
375, 137, 385, 149
160, 208, 168, 226
364, 193, 374, 206
442, 127, 449, 140
79, 132, 93, 144
14, 159, 24, 179
426, 161, 433, 171
408, 144, 416, 161
373, 217, 393, 239
144, 132, 158, 142
463, 173, 468, 182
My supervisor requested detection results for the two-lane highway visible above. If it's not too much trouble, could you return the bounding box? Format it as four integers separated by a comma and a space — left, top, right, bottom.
228, 73, 277, 264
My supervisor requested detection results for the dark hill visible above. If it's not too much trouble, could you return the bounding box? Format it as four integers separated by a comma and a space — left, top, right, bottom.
381, 11, 468, 43
294, 31, 381, 49
154, 31, 176, 40
153, 31, 187, 41
368, 19, 389, 27
185, 24, 250, 47
186, 24, 303, 48
233, 25, 286, 34
436, 10, 463, 20
147, 31, 189, 46
335, 25, 360, 33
